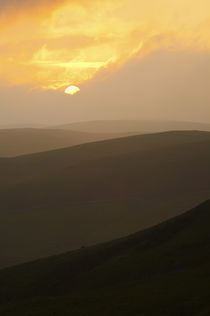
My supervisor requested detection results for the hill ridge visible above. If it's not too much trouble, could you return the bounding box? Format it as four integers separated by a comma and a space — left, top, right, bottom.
1, 130, 209, 162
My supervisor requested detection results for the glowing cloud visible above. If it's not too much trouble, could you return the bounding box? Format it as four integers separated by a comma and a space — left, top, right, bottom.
1, 0, 210, 90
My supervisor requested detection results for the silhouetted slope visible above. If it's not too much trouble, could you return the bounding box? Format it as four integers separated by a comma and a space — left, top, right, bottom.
0, 201, 210, 315
0, 131, 210, 267
0, 128, 137, 157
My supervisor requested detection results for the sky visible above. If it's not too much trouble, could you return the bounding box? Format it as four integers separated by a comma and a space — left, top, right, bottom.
0, 0, 210, 125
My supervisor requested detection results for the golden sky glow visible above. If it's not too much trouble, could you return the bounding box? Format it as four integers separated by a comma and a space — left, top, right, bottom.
1, 0, 210, 90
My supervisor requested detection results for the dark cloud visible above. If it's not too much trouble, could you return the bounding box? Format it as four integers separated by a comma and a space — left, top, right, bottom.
0, 0, 59, 7
0, 0, 68, 15
0, 0, 99, 10
0, 0, 69, 24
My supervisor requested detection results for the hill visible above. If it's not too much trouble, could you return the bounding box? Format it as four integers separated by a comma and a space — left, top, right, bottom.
0, 128, 138, 157
54, 119, 210, 133
0, 131, 210, 267
0, 200, 210, 315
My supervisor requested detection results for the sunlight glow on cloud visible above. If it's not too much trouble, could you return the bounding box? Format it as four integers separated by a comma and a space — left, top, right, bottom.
0, 0, 210, 90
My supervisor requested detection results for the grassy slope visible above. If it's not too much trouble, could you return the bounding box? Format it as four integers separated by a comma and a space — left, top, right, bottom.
0, 200, 210, 315
0, 131, 210, 267
0, 128, 137, 157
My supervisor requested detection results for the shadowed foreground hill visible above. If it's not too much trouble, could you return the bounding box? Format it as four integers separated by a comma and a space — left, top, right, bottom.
0, 201, 210, 315
0, 128, 137, 157
0, 131, 210, 267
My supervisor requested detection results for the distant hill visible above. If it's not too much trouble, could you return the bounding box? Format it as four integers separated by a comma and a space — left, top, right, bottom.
2, 120, 210, 158
0, 128, 138, 157
0, 131, 210, 268
0, 200, 210, 315
54, 119, 210, 133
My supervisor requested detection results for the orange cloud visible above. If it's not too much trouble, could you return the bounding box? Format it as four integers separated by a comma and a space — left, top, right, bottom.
0, 0, 210, 90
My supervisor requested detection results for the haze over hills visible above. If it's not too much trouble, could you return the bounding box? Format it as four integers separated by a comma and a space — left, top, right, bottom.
0, 124, 47, 129
0, 131, 210, 268
0, 128, 138, 157
0, 200, 210, 315
1, 120, 210, 157
54, 119, 210, 133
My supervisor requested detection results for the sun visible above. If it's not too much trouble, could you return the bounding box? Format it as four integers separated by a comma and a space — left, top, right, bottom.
65, 85, 80, 95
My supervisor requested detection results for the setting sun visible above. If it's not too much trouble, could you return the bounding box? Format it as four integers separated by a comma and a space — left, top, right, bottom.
65, 85, 80, 95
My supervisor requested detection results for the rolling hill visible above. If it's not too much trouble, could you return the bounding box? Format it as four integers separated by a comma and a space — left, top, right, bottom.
0, 200, 210, 315
0, 128, 137, 157
0, 131, 210, 268
54, 119, 210, 133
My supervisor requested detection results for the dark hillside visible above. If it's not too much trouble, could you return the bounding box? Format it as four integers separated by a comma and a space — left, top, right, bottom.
0, 201, 210, 315
0, 131, 210, 267
0, 128, 137, 157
